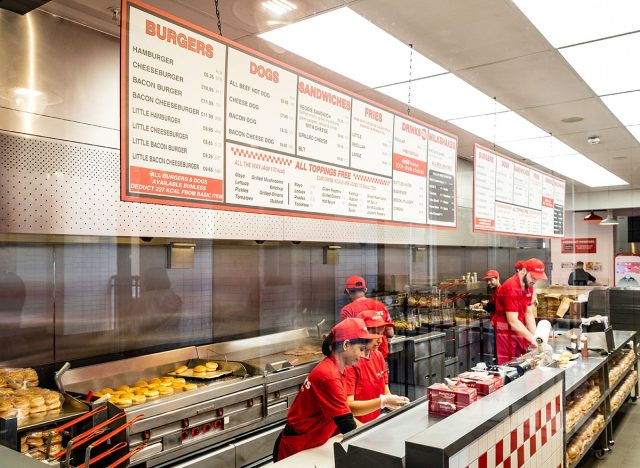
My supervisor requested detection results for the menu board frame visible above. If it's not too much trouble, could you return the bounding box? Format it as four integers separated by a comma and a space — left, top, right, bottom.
472, 144, 565, 238
120, 0, 458, 230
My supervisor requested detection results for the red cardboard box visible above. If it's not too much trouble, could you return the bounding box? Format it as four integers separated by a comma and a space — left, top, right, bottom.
428, 382, 478, 407
455, 372, 504, 396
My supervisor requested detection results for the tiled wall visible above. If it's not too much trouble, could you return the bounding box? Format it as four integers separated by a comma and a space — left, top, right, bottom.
448, 381, 563, 468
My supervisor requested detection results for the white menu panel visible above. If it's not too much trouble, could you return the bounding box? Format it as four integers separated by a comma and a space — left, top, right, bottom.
350, 99, 394, 176
473, 145, 565, 238
122, 1, 457, 230
392, 117, 428, 223
296, 77, 351, 166
126, 6, 226, 203
226, 48, 297, 154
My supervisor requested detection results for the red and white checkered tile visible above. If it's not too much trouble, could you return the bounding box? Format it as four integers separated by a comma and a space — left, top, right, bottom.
229, 145, 293, 167
449, 381, 563, 468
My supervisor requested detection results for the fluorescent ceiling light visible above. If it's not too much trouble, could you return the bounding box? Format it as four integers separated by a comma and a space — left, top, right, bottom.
626, 125, 640, 143
560, 32, 640, 95
533, 153, 628, 187
513, 0, 640, 48
378, 74, 508, 121
499, 136, 575, 161
259, 8, 445, 89
601, 91, 640, 126
449, 111, 548, 143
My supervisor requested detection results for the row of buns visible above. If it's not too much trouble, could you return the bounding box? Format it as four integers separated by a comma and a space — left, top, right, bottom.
0, 387, 63, 419
566, 378, 601, 432
608, 348, 635, 385
610, 370, 638, 413
21, 429, 63, 460
566, 412, 605, 466
0, 368, 39, 389
92, 376, 199, 407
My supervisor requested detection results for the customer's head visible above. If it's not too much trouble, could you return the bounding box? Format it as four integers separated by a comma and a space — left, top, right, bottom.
576, 261, 584, 268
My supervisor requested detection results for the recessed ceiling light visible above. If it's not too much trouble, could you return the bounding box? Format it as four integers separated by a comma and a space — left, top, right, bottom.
561, 116, 584, 123
613, 156, 628, 160
587, 136, 601, 145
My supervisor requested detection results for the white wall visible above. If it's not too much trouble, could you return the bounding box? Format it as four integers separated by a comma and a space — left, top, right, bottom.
550, 213, 614, 285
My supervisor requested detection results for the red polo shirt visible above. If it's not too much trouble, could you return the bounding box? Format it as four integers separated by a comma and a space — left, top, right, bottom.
344, 350, 388, 423
277, 355, 351, 460
493, 274, 533, 363
341, 298, 392, 359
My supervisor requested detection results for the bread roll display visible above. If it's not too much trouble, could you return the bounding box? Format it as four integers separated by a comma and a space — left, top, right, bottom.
0, 368, 39, 389
21, 428, 64, 460
0, 387, 64, 420
566, 412, 605, 466
608, 348, 635, 385
610, 370, 638, 414
566, 377, 601, 433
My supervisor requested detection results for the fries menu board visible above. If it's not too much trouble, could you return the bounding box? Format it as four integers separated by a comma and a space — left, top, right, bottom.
473, 145, 565, 238
121, 0, 458, 229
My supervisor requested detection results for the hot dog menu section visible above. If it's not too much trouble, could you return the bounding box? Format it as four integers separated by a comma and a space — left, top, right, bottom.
473, 145, 565, 237
122, 1, 457, 228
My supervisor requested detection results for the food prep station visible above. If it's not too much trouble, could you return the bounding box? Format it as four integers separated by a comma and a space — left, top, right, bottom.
1, 328, 325, 468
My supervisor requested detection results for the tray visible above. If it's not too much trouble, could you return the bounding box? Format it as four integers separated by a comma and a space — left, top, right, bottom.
167, 359, 234, 380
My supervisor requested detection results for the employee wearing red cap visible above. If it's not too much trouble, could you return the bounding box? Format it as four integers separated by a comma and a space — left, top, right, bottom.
482, 270, 501, 314
345, 311, 410, 423
493, 258, 547, 364
341, 276, 394, 360
273, 318, 381, 461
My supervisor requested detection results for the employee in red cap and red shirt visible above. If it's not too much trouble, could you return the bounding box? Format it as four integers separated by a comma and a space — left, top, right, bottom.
341, 276, 394, 360
345, 310, 410, 423
493, 258, 547, 364
273, 318, 381, 461
482, 270, 501, 314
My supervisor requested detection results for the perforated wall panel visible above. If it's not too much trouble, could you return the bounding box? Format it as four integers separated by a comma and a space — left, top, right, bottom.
0, 132, 523, 245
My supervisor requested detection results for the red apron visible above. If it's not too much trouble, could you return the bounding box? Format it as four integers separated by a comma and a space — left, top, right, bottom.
493, 274, 531, 364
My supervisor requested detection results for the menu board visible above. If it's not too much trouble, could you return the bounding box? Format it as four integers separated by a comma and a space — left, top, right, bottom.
121, 0, 457, 229
473, 145, 565, 237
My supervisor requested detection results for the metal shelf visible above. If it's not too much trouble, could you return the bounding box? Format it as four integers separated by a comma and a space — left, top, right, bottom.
567, 423, 606, 468
566, 394, 606, 439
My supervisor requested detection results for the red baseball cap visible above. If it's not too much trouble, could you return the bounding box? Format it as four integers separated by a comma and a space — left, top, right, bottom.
344, 275, 366, 290
525, 258, 548, 281
357, 310, 392, 328
515, 260, 526, 270
332, 318, 382, 342
483, 270, 500, 280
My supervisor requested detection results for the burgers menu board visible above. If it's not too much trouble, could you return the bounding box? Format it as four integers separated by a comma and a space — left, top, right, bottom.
121, 0, 458, 229
473, 145, 565, 238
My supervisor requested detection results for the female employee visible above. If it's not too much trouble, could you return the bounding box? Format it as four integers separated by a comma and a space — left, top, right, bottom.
273, 318, 381, 461
345, 310, 410, 423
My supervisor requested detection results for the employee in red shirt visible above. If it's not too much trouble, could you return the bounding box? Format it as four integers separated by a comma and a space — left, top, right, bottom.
482, 269, 501, 314
273, 318, 381, 461
493, 258, 547, 364
345, 310, 410, 423
341, 276, 394, 359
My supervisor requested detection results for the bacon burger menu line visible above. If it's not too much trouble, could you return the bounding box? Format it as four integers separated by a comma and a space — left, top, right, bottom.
123, 1, 458, 228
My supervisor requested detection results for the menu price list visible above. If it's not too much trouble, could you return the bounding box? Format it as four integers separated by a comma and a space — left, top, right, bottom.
124, 2, 458, 228
473, 145, 565, 237
225, 143, 392, 220
126, 6, 225, 202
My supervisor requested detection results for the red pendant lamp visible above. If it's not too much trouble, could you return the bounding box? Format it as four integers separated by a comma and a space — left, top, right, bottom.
583, 211, 603, 222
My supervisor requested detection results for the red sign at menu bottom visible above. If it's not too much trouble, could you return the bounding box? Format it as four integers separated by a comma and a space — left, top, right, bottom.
129, 166, 224, 202
474, 217, 495, 229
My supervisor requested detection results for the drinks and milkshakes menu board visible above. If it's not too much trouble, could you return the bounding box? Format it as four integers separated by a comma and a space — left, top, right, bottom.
473, 144, 565, 238
121, 0, 458, 229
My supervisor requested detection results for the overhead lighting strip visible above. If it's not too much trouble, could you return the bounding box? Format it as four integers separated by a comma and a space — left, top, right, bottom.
259, 7, 628, 187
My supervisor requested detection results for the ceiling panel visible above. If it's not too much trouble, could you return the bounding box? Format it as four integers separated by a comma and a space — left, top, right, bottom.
457, 50, 595, 111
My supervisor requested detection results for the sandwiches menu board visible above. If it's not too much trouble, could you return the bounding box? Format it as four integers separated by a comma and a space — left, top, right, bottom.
121, 0, 458, 229
473, 144, 565, 238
